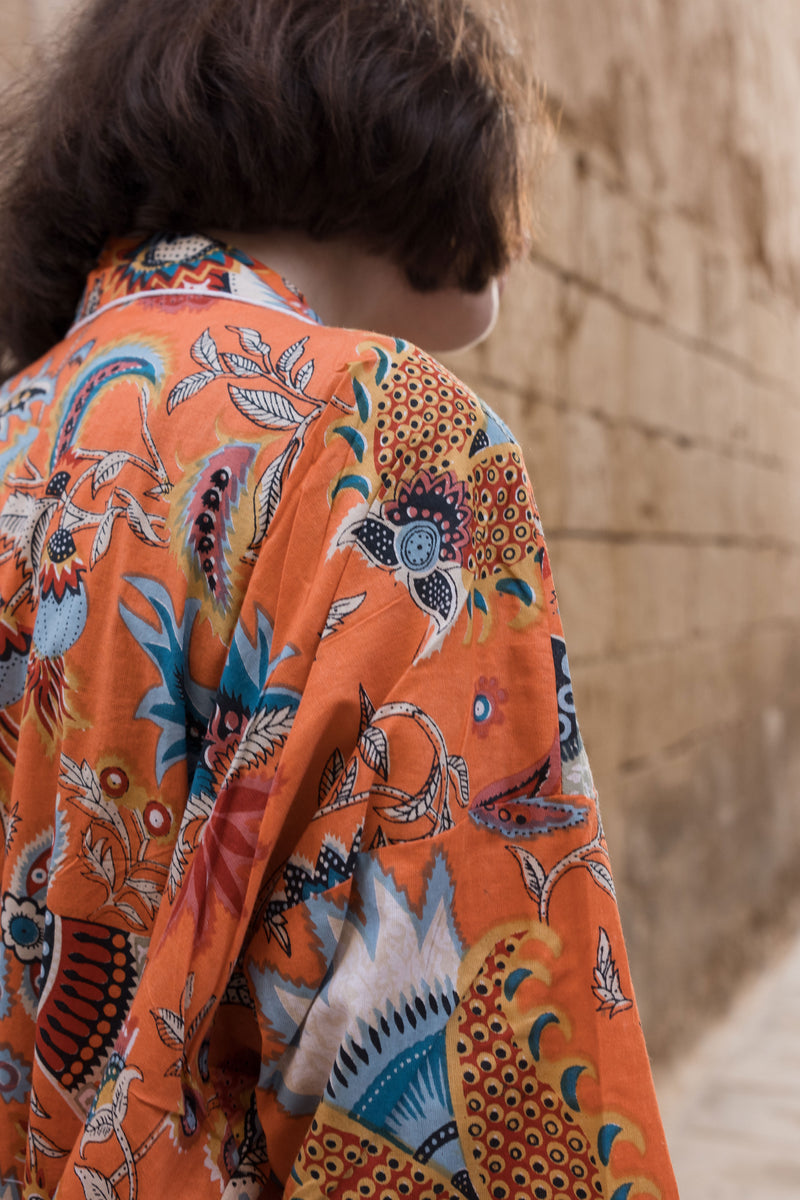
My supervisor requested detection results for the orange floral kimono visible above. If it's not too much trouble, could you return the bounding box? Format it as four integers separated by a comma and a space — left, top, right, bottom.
0, 235, 676, 1200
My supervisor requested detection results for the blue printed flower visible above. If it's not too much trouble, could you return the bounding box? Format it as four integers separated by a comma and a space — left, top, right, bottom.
343, 470, 471, 634
0, 1041, 32, 1104
1, 893, 45, 962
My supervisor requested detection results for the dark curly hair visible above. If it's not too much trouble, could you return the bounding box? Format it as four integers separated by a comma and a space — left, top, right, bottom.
0, 0, 539, 379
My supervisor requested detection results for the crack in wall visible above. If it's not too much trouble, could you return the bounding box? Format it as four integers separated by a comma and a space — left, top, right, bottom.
530, 248, 800, 403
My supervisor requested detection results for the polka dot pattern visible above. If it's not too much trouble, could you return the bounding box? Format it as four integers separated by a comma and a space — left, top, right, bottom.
293, 1112, 461, 1198
453, 935, 604, 1200
468, 451, 540, 579
374, 351, 479, 482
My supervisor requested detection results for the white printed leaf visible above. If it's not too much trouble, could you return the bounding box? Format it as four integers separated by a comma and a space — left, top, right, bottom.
359, 726, 389, 780
0, 492, 56, 577
222, 352, 265, 377
91, 451, 129, 496
114, 902, 145, 928
152, 1006, 185, 1050
250, 441, 296, 549
358, 684, 375, 737
126, 876, 161, 900
592, 926, 633, 1016
277, 337, 308, 376
231, 326, 271, 358
67, 759, 105, 816
80, 757, 97, 790
229, 386, 304, 429
294, 358, 315, 392
90, 505, 120, 568
319, 747, 345, 803
227, 705, 296, 776
169, 790, 215, 896
0, 491, 41, 540
321, 593, 365, 639
508, 845, 546, 901
29, 509, 53, 577
58, 752, 87, 794
186, 994, 216, 1042
30, 1128, 68, 1158
100, 846, 116, 887
166, 370, 215, 412
191, 328, 222, 373
74, 1166, 121, 1200
586, 858, 616, 899
30, 1086, 49, 1119
111, 1066, 142, 1126
117, 489, 167, 545
79, 1106, 115, 1153
380, 761, 441, 823
315, 757, 358, 815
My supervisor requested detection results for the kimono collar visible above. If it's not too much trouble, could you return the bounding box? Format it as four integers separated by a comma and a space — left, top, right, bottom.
72, 233, 322, 330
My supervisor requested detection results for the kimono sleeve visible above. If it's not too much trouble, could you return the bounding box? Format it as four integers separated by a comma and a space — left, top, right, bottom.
238, 341, 678, 1199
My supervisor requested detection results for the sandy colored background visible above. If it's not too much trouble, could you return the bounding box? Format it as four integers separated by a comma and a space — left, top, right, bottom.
3, 0, 800, 1070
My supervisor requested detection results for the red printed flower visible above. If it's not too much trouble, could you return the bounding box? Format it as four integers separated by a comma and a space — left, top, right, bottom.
143, 800, 172, 837
100, 766, 129, 799
472, 675, 508, 738
384, 469, 471, 567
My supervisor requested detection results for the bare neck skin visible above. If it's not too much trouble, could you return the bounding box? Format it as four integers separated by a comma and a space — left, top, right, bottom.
209, 228, 500, 355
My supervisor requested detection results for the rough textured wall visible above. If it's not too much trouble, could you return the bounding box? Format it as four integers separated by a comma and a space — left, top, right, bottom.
453, 0, 800, 1061
3, 0, 800, 1064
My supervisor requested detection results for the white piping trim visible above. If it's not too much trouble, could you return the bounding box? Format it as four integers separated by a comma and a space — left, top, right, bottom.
68, 285, 321, 336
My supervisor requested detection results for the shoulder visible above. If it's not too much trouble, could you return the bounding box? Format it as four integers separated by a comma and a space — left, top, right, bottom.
313, 334, 547, 655
323, 334, 539, 550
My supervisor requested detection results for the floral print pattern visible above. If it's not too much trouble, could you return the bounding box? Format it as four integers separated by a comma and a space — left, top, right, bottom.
0, 235, 676, 1199
1, 894, 44, 961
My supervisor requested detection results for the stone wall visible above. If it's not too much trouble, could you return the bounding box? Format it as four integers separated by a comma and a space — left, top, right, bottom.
453, 0, 800, 1061
3, 0, 800, 1063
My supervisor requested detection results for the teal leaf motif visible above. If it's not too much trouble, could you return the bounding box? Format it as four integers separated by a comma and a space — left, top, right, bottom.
374, 347, 391, 386
352, 378, 371, 422
598, 1122, 623, 1167
333, 425, 367, 462
496, 577, 534, 606
119, 577, 214, 783
503, 967, 533, 1002
560, 1064, 587, 1111
528, 1011, 559, 1062
332, 474, 371, 501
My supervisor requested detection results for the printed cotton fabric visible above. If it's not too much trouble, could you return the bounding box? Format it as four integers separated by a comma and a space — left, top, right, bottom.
0, 235, 677, 1199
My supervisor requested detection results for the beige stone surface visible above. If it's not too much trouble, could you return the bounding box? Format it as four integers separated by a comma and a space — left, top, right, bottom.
2, 0, 800, 1087
656, 930, 800, 1198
